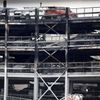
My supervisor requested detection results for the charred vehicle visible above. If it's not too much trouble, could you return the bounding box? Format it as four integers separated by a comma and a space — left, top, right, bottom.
42, 7, 77, 20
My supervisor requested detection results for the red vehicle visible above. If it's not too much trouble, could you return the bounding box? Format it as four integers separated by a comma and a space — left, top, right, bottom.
43, 7, 77, 19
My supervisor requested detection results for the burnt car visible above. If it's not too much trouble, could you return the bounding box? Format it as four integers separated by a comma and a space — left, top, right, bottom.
9, 9, 33, 21
13, 11, 31, 20
42, 7, 77, 20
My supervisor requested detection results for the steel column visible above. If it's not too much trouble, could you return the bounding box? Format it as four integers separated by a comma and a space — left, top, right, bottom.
65, 72, 69, 100
34, 8, 39, 100
69, 81, 73, 94
65, 7, 70, 100
3, 0, 7, 7
4, 7, 9, 100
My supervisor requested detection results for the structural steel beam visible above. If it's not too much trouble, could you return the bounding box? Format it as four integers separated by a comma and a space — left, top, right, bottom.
4, 3, 8, 100
33, 8, 39, 100
3, 0, 7, 8
65, 8, 70, 100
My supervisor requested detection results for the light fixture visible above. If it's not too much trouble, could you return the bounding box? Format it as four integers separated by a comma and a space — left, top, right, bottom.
0, 55, 3, 58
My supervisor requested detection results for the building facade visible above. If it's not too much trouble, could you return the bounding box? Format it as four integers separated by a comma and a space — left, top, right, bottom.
0, 1, 100, 100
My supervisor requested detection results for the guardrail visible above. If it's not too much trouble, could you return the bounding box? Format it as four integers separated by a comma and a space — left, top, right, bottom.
0, 35, 65, 41
71, 7, 100, 18
0, 95, 32, 100
69, 34, 100, 48
8, 63, 34, 73
0, 7, 100, 23
69, 39, 100, 47
38, 63, 65, 74
0, 35, 100, 48
1, 62, 100, 73
68, 62, 100, 72
0, 63, 65, 74
7, 41, 65, 48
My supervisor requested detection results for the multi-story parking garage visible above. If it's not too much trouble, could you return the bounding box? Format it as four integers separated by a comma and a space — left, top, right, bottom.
1, 0, 100, 100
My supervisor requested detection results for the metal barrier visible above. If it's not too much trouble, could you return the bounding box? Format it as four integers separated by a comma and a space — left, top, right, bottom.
68, 61, 100, 72
38, 63, 65, 74
8, 36, 32, 41
0, 62, 100, 73
0, 95, 32, 100
0, 7, 100, 23
71, 7, 100, 18
69, 34, 100, 48
0, 63, 65, 74
7, 41, 65, 49
8, 63, 34, 73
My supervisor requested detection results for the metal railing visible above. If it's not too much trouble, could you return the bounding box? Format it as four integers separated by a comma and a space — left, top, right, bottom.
0, 7, 100, 23
0, 95, 31, 100
0, 35, 65, 47
71, 7, 100, 18
7, 41, 35, 47
8, 36, 32, 41
38, 63, 65, 74
68, 61, 100, 73
7, 41, 65, 49
0, 34, 65, 41
1, 34, 100, 48
0, 62, 100, 73
8, 63, 34, 73
0, 63, 65, 74
1, 61, 100, 73
69, 39, 100, 47
0, 63, 34, 73
69, 34, 100, 48
0, 7, 67, 23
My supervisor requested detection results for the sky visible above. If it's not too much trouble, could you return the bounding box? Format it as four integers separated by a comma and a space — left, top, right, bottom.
0, 0, 100, 8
